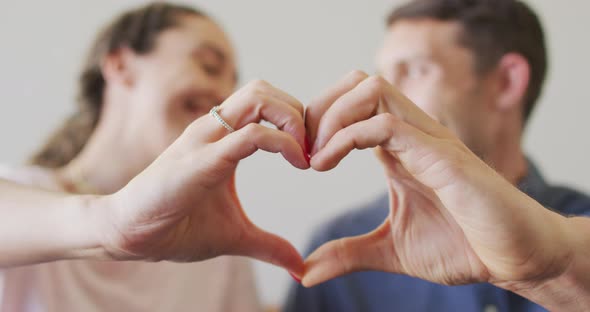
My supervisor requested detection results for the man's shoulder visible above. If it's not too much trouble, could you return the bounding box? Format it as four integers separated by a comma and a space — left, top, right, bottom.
544, 183, 590, 216
525, 160, 590, 216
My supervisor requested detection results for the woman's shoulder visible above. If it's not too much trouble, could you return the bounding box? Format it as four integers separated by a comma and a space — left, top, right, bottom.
0, 164, 62, 191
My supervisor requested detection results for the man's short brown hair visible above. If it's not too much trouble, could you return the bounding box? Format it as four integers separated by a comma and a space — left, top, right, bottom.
387, 0, 547, 123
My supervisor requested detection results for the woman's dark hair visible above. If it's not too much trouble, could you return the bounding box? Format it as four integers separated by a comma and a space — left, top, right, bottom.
31, 2, 205, 168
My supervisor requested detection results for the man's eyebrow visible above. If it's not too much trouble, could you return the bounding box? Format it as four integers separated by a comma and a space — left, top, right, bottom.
198, 42, 226, 63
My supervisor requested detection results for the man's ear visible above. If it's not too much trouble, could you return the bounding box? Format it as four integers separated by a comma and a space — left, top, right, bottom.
494, 53, 531, 114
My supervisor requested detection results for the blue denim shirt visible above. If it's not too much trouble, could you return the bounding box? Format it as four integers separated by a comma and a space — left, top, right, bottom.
285, 161, 590, 312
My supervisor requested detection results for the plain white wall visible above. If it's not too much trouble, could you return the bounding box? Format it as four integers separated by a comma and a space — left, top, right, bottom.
1, 0, 589, 306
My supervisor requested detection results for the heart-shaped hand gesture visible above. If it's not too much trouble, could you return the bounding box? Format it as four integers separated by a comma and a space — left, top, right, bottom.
301, 71, 570, 291
100, 80, 309, 277
98, 72, 571, 294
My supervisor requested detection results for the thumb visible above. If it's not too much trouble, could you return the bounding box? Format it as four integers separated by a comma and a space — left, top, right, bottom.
301, 220, 399, 287
235, 224, 305, 278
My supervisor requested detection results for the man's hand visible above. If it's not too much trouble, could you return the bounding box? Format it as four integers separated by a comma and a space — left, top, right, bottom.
303, 72, 582, 310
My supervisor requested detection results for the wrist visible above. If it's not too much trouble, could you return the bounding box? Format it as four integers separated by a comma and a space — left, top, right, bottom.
90, 191, 149, 262
498, 215, 588, 311
62, 194, 115, 261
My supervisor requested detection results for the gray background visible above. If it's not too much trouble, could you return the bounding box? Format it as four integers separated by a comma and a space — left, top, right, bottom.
1, 0, 588, 306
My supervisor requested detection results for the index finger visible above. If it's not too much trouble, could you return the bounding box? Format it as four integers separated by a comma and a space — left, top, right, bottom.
305, 71, 369, 154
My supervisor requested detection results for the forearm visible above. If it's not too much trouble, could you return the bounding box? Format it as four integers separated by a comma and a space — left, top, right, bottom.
0, 179, 111, 268
503, 215, 590, 311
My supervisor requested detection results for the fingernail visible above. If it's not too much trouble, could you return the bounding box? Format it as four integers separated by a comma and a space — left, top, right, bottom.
304, 136, 312, 165
311, 140, 319, 156
304, 152, 311, 166
289, 272, 302, 284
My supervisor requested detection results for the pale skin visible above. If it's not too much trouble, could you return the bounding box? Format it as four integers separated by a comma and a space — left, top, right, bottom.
0, 79, 309, 273
1, 16, 588, 312
3, 71, 588, 311
301, 19, 590, 311
0, 15, 309, 277
301, 70, 590, 311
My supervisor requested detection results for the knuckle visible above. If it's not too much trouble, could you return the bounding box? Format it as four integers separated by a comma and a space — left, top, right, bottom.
336, 126, 352, 139
237, 124, 266, 146
247, 79, 270, 91
347, 70, 369, 81
283, 113, 302, 130
243, 88, 265, 107
293, 101, 305, 114
241, 123, 261, 137
365, 75, 388, 91
375, 113, 399, 133
375, 113, 402, 141
377, 112, 397, 124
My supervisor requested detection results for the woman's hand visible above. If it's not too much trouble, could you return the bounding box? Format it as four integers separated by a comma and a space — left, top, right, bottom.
100, 80, 309, 277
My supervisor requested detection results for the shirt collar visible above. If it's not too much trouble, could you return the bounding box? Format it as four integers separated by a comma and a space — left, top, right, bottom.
517, 159, 550, 206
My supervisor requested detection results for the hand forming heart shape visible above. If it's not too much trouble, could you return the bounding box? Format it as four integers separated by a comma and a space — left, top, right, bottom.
99, 71, 569, 291
300, 71, 569, 291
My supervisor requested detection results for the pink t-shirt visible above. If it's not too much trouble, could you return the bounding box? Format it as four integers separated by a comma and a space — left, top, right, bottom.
0, 165, 261, 312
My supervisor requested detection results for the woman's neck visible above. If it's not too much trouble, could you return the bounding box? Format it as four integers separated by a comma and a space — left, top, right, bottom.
57, 123, 151, 195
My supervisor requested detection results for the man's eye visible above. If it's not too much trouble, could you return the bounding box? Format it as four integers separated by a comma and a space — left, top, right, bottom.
407, 64, 428, 79
202, 63, 222, 76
